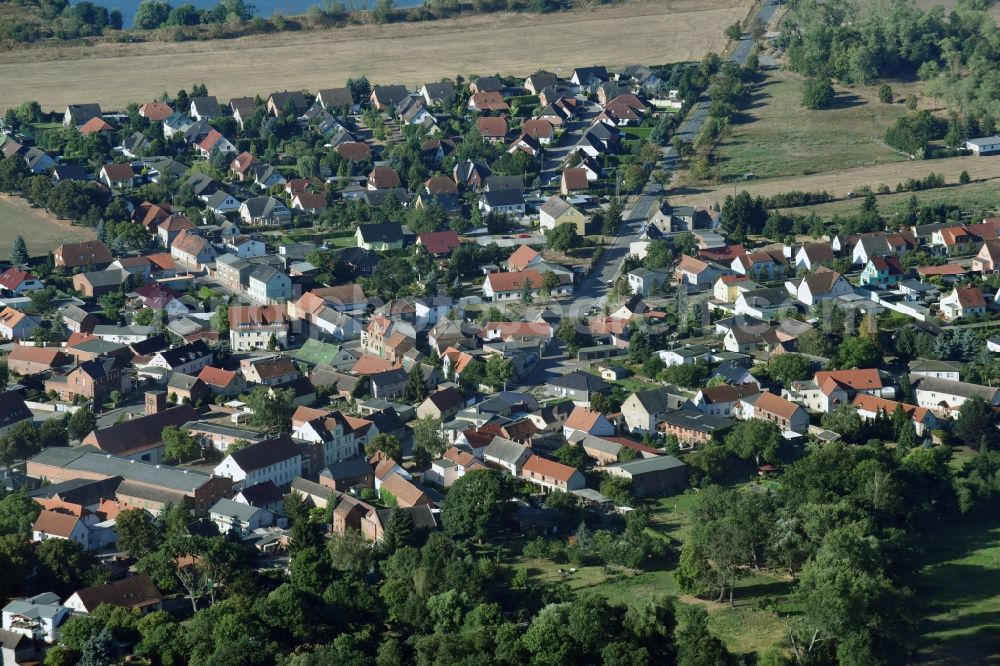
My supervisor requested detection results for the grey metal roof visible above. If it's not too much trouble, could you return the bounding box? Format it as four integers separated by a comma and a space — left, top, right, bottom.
483, 436, 529, 464
210, 497, 265, 523
30, 449, 214, 493
606, 455, 686, 475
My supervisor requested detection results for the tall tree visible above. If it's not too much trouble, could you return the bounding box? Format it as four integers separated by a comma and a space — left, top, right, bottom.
9, 236, 28, 265
441, 469, 515, 543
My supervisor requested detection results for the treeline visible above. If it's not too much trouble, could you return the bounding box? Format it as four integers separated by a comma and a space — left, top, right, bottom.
0, 0, 629, 43
781, 0, 1000, 135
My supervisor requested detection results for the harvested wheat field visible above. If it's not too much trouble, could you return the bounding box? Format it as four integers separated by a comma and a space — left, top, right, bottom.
669, 155, 1000, 210
0, 0, 751, 111
0, 195, 95, 258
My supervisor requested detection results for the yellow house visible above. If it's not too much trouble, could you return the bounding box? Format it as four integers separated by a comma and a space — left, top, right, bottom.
539, 196, 587, 236
712, 274, 758, 303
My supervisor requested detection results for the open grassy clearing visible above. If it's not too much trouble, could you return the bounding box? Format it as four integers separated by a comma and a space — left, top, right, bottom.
0, 0, 751, 111
776, 180, 1000, 221
670, 154, 1000, 211
513, 490, 793, 656
0, 195, 94, 257
915, 521, 1000, 665
711, 71, 909, 181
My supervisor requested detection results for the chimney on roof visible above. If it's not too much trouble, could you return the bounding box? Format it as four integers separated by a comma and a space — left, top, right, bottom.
145, 390, 166, 416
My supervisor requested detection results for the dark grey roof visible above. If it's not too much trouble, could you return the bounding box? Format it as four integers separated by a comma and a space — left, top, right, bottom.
157, 340, 211, 368
189, 96, 221, 117
357, 223, 404, 243
80, 269, 126, 288
229, 434, 300, 471
321, 456, 373, 481
376, 506, 437, 529
633, 386, 689, 413
372, 85, 409, 105
184, 172, 220, 197
242, 195, 289, 219
484, 175, 523, 191
607, 454, 686, 475
53, 164, 88, 181
66, 103, 102, 122
0, 391, 32, 428
422, 81, 455, 104
660, 409, 734, 433
27, 476, 124, 506
547, 371, 611, 393
482, 188, 525, 207
472, 76, 503, 92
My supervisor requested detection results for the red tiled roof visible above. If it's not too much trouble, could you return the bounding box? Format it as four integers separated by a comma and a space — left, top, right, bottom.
564, 406, 603, 432
80, 117, 113, 135
814, 368, 883, 391
753, 392, 801, 420
522, 454, 578, 483
0, 267, 35, 289
139, 102, 173, 120
917, 263, 966, 276
418, 230, 461, 255
475, 116, 508, 138
351, 355, 400, 376
506, 244, 540, 271
955, 286, 986, 308
852, 394, 932, 423
485, 269, 544, 294
198, 366, 238, 388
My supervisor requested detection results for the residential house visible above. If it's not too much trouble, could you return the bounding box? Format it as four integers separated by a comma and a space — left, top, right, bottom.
453, 160, 491, 189
544, 371, 611, 406
713, 274, 757, 303
627, 268, 670, 297
794, 242, 834, 271
7, 346, 72, 377
482, 437, 531, 475
852, 394, 937, 436
171, 230, 216, 269
0, 391, 32, 435
2, 592, 72, 643
521, 455, 585, 493
370, 85, 409, 110
63, 575, 162, 615
908, 359, 961, 382
45, 357, 131, 404
660, 410, 733, 447
604, 456, 688, 498
209, 497, 275, 536
563, 406, 615, 439
693, 383, 759, 417
0, 307, 40, 340
560, 167, 590, 195
426, 447, 485, 488
674, 254, 724, 287
859, 256, 907, 288
229, 305, 288, 351
355, 223, 404, 251
71, 270, 125, 298
973, 239, 1000, 273
475, 116, 508, 142
267, 90, 308, 116
188, 96, 221, 120
785, 267, 853, 306
241, 356, 299, 386
539, 196, 587, 235
214, 435, 302, 489
468, 91, 509, 112
197, 366, 246, 396
54, 240, 112, 270
81, 403, 198, 464
940, 286, 987, 321
247, 264, 292, 305
417, 230, 461, 257
0, 268, 42, 296
479, 188, 526, 216
316, 87, 357, 113
913, 376, 1000, 417
99, 163, 135, 191
240, 196, 292, 227
416, 387, 465, 421
738, 391, 809, 433
63, 103, 102, 126
621, 386, 690, 433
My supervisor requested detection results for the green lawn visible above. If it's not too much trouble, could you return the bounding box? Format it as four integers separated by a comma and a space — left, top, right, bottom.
622, 127, 653, 140
915, 521, 1000, 664
715, 71, 907, 180
780, 181, 1000, 221
513, 491, 793, 657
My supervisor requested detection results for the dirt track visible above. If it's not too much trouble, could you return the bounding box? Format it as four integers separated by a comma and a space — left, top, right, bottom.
668, 155, 1000, 209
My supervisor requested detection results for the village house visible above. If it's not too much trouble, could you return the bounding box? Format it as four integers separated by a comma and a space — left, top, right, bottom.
214, 435, 302, 489
563, 406, 615, 439
939, 286, 987, 321
738, 391, 810, 433
240, 196, 292, 227
785, 267, 853, 306
621, 386, 690, 433
604, 456, 688, 498
544, 371, 611, 406
539, 196, 587, 235
44, 357, 127, 404
171, 230, 217, 270
520, 455, 585, 493
82, 400, 197, 464
145, 340, 213, 375
241, 356, 299, 386
852, 394, 938, 436
0, 307, 40, 340
229, 305, 289, 351
0, 267, 43, 296
54, 240, 113, 270
912, 376, 1000, 417
355, 223, 405, 251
